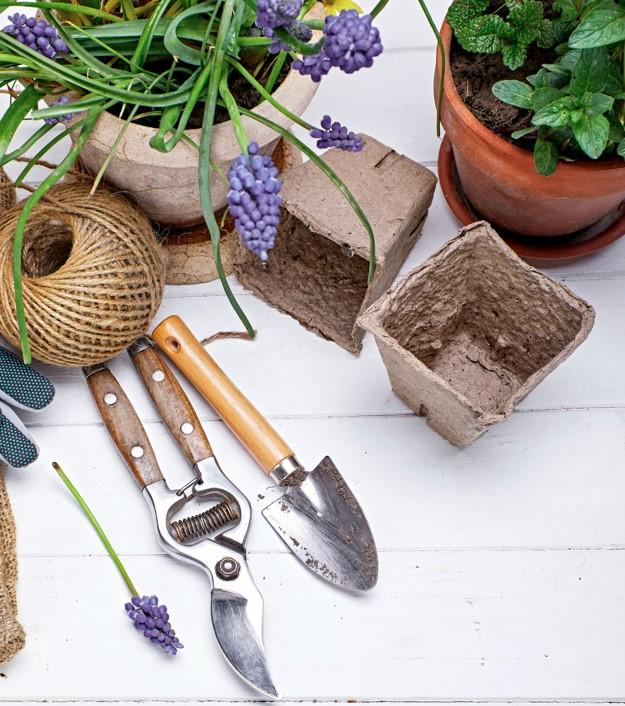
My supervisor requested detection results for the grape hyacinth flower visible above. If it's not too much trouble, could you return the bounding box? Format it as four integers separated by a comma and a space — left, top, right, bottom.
53, 463, 184, 657
2, 14, 68, 60
43, 96, 76, 126
294, 10, 383, 82
125, 596, 184, 656
227, 142, 282, 262
256, 0, 302, 31
269, 19, 312, 54
311, 115, 364, 152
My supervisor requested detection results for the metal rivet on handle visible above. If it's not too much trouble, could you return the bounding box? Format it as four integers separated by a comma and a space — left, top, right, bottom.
152, 370, 165, 382
131, 446, 144, 458
181, 422, 194, 435
103, 392, 117, 406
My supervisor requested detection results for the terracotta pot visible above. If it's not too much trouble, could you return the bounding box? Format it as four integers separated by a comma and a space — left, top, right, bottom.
74, 69, 319, 226
434, 21, 625, 237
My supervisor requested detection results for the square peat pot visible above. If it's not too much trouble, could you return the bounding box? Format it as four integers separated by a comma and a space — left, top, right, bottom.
358, 222, 595, 446
234, 135, 437, 354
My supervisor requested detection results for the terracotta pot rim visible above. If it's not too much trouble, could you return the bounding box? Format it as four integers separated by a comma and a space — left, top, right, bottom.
438, 20, 625, 175
437, 134, 625, 262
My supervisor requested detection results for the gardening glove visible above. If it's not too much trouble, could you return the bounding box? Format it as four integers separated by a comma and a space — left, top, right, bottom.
0, 346, 54, 468
0, 467, 25, 664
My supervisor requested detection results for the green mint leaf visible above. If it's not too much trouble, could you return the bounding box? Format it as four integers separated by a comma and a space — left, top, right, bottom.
617, 137, 625, 157
537, 18, 556, 47
509, 0, 544, 43
532, 86, 566, 110
446, 0, 490, 32
569, 0, 625, 48
501, 42, 528, 69
534, 138, 559, 175
582, 92, 614, 115
571, 112, 610, 158
570, 47, 609, 96
554, 0, 581, 21
455, 15, 507, 53
559, 49, 582, 72
511, 126, 537, 139
492, 79, 534, 108
532, 95, 579, 127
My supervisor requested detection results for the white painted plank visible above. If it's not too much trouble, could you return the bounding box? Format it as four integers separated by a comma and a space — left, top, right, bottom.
2, 549, 624, 699
16, 266, 624, 429
8, 409, 625, 558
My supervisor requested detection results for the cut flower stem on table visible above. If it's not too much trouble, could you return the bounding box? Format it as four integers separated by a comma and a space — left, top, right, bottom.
0, 0, 443, 363
52, 462, 184, 656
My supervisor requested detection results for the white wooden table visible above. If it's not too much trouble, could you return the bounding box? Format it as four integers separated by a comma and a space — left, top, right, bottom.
2, 1, 625, 703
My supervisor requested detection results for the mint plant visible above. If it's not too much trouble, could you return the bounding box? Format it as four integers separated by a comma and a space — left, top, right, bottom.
492, 0, 625, 175
447, 0, 555, 70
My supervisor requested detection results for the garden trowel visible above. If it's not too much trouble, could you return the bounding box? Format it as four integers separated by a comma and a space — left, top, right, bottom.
152, 315, 378, 592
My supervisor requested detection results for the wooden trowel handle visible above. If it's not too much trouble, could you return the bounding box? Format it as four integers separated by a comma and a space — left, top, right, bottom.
152, 315, 294, 474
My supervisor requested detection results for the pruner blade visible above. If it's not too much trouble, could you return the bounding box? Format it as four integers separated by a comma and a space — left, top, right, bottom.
211, 582, 278, 699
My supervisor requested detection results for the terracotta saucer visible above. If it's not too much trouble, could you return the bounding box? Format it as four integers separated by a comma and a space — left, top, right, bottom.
437, 135, 625, 267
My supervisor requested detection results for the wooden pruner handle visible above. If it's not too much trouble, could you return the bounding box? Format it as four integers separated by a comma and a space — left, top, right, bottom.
152, 316, 293, 474
84, 365, 164, 489
129, 339, 213, 468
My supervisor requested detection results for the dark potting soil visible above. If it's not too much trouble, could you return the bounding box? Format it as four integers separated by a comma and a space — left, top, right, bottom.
119, 57, 292, 130
450, 38, 556, 138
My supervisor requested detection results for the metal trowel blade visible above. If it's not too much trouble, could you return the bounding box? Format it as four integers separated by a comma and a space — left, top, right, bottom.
262, 456, 378, 591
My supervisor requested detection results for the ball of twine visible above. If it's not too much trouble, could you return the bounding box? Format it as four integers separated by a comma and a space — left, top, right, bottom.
0, 183, 166, 367
0, 168, 16, 214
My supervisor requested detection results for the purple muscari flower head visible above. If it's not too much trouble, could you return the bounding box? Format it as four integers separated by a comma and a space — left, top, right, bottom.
269, 18, 313, 54
125, 595, 184, 656
310, 115, 364, 152
44, 95, 76, 126
2, 14, 68, 60
294, 10, 383, 82
227, 142, 282, 262
256, 0, 302, 31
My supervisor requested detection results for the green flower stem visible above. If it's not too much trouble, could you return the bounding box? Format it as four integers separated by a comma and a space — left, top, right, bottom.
235, 103, 377, 283
416, 0, 444, 137
13, 111, 100, 362
0, 0, 123, 23
53, 462, 139, 597
264, 51, 287, 94
371, 0, 391, 18
227, 57, 314, 131
219, 75, 248, 153
199, 0, 255, 339
0, 123, 53, 166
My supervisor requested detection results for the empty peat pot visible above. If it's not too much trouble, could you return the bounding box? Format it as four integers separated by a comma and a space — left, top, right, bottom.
358, 222, 595, 446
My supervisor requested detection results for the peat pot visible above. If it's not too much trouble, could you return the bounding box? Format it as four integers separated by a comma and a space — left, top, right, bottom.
359, 222, 595, 446
74, 69, 319, 227
435, 21, 625, 237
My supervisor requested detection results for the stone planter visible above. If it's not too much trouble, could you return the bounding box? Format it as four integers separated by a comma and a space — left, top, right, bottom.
75, 66, 319, 227
359, 222, 595, 446
234, 135, 437, 354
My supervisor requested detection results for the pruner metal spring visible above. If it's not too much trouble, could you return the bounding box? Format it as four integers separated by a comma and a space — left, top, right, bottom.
171, 499, 240, 542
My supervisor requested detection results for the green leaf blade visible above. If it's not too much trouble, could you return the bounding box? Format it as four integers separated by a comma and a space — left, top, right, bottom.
492, 79, 534, 108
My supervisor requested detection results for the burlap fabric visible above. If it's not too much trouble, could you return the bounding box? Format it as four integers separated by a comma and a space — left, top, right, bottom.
0, 471, 25, 664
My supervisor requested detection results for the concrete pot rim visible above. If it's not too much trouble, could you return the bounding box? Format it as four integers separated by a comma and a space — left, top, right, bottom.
358, 222, 596, 423
78, 64, 319, 168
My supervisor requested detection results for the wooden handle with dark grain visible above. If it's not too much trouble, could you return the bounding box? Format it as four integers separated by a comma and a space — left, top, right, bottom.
129, 341, 213, 467
85, 366, 164, 488
152, 315, 294, 474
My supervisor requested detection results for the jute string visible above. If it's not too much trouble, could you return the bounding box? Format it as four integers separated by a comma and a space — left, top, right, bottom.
0, 470, 25, 665
0, 182, 167, 367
